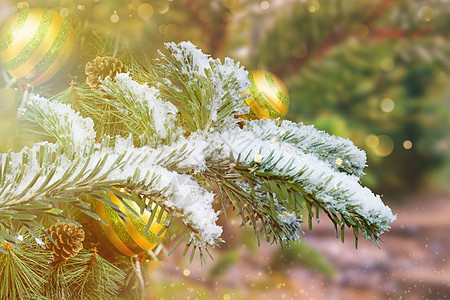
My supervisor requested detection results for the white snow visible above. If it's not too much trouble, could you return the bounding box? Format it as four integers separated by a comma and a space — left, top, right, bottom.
211, 124, 396, 234
101, 73, 179, 144
165, 41, 212, 77
161, 41, 250, 129
1, 137, 221, 247
26, 95, 96, 147
244, 119, 367, 177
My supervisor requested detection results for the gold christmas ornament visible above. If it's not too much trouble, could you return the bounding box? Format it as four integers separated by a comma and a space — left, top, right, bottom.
242, 70, 290, 120
85, 56, 128, 90
94, 189, 167, 256
44, 222, 85, 263
0, 8, 75, 86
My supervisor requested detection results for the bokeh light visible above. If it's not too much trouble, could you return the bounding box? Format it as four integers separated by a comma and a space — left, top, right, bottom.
373, 135, 394, 157
365, 134, 379, 149
59, 7, 69, 17
260, 1, 269, 10
403, 140, 413, 150
110, 12, 120, 23
138, 3, 154, 20
380, 97, 395, 113
17, 1, 29, 10
418, 6, 434, 22
308, 0, 320, 13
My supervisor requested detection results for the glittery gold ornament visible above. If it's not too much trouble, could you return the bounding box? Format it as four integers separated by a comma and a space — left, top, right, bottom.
0, 8, 75, 86
94, 189, 167, 256
242, 70, 290, 120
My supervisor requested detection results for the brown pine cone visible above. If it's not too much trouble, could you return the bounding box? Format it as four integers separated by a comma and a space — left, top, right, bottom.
44, 222, 85, 263
85, 56, 128, 90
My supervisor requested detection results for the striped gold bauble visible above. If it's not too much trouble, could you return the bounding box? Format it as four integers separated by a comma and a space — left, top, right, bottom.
243, 70, 290, 120
94, 189, 167, 256
0, 8, 75, 86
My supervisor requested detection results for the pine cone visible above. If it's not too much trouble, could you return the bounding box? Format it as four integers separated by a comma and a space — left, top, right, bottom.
85, 56, 128, 90
44, 222, 85, 263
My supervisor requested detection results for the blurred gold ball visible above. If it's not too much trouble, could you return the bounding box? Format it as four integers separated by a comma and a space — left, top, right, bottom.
0, 8, 75, 86
243, 70, 290, 120
94, 189, 167, 256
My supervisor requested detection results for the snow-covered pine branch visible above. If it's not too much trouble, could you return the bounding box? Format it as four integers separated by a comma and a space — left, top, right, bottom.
101, 73, 181, 147
209, 121, 396, 240
23, 94, 96, 150
0, 138, 221, 247
2, 41, 396, 254
243, 119, 367, 177
153, 41, 251, 134
3, 96, 221, 248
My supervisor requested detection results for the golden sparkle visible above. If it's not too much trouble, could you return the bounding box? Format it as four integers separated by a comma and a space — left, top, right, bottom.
138, 3, 154, 20
365, 134, 379, 149
110, 12, 120, 23
380, 97, 395, 113
403, 140, 413, 150
17, 2, 29, 10
261, 1, 270, 10
418, 6, 434, 22
59, 8, 69, 17
373, 135, 394, 157
308, 0, 320, 13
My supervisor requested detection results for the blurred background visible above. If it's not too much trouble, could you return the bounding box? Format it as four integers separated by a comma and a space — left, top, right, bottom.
0, 0, 449, 299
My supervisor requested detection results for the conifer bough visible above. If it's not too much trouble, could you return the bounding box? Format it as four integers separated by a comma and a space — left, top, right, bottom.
0, 41, 395, 298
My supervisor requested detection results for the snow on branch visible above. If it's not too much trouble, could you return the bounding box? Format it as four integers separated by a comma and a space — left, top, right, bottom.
101, 73, 180, 146
154, 41, 251, 133
0, 137, 221, 247
23, 95, 96, 148
244, 119, 367, 177
212, 124, 396, 236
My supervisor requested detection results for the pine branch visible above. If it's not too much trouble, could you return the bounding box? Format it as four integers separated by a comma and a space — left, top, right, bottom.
281, 0, 395, 76
65, 248, 126, 300
1, 116, 221, 252
21, 94, 96, 151
204, 161, 302, 247
244, 119, 367, 177
44, 263, 71, 300
151, 41, 250, 135
1, 41, 397, 269
0, 228, 52, 300
206, 121, 396, 245
100, 73, 181, 147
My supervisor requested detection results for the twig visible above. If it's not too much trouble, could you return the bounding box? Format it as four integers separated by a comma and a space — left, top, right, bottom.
132, 256, 145, 300
16, 85, 31, 118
